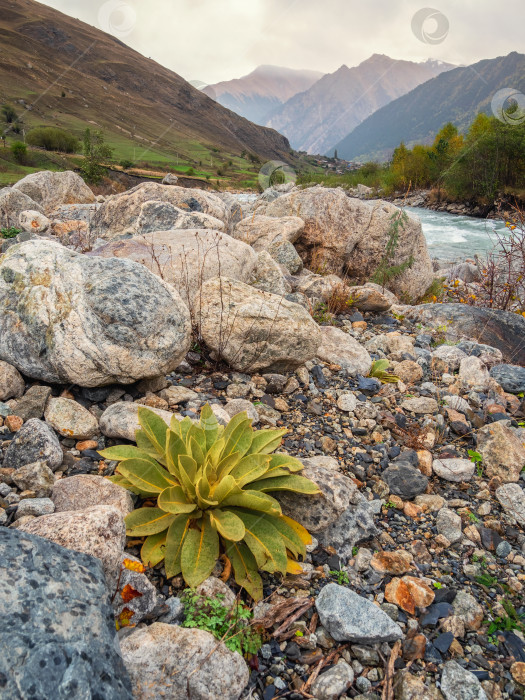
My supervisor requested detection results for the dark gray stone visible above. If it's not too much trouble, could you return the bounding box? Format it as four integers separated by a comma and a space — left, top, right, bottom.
3, 418, 62, 470
382, 463, 428, 499
316, 499, 380, 560
12, 385, 52, 421
490, 364, 525, 394
408, 304, 525, 364
315, 583, 403, 643
0, 528, 132, 699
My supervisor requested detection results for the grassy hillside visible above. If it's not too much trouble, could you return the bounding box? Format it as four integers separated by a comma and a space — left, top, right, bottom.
0, 0, 307, 188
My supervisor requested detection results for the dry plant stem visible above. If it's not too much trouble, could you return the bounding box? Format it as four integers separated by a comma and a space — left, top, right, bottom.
272, 598, 314, 639
381, 639, 402, 700
300, 644, 348, 696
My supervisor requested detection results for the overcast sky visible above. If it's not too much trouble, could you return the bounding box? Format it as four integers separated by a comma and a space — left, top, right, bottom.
39, 0, 524, 84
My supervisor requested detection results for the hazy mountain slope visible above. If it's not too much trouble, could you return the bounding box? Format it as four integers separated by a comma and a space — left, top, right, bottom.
206, 65, 324, 125
266, 55, 455, 154
0, 0, 292, 164
333, 52, 525, 162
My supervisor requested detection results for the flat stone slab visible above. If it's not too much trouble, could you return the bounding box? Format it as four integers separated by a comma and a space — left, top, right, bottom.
0, 528, 132, 699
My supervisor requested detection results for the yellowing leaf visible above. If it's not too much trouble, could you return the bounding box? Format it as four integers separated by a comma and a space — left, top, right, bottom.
225, 540, 263, 600
245, 428, 287, 455
286, 558, 304, 575
123, 558, 146, 573
137, 407, 169, 454
116, 607, 135, 630
236, 510, 288, 574
230, 454, 271, 487
251, 474, 320, 494
121, 584, 143, 603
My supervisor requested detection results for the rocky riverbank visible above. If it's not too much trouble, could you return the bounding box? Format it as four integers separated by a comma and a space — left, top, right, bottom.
0, 171, 524, 700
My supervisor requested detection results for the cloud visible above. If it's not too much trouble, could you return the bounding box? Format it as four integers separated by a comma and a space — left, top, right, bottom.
39, 0, 525, 84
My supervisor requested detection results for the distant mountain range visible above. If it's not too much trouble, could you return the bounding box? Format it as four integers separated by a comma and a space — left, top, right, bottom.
333, 51, 525, 161
205, 65, 324, 126
266, 55, 455, 154
0, 0, 292, 165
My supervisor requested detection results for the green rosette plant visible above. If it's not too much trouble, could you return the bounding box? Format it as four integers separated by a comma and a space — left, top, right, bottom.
101, 405, 319, 600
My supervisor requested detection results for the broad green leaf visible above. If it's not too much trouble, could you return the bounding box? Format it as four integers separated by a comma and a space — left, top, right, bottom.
260, 513, 307, 558
178, 455, 198, 499
199, 404, 219, 450
245, 428, 287, 455
107, 474, 147, 496
195, 475, 218, 508
221, 414, 253, 458
170, 414, 182, 436
251, 475, 320, 494
137, 407, 169, 454
125, 508, 176, 536
158, 486, 197, 514
225, 540, 263, 600
178, 416, 193, 444
187, 425, 207, 457
166, 430, 187, 476
141, 531, 167, 567
189, 436, 205, 467
268, 453, 304, 473
210, 508, 245, 541
118, 458, 177, 494
236, 509, 288, 574
230, 454, 271, 487
181, 515, 219, 588
221, 490, 281, 514
164, 514, 191, 577
215, 452, 242, 479
99, 445, 158, 463
212, 474, 242, 503
135, 429, 164, 462
207, 439, 225, 467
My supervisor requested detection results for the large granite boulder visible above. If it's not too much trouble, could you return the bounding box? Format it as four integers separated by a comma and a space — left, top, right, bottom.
407, 304, 525, 365
197, 277, 322, 372
12, 170, 95, 213
90, 229, 257, 312
0, 528, 132, 699
0, 240, 191, 387
135, 200, 226, 234
232, 214, 304, 250
91, 182, 229, 239
0, 187, 44, 228
120, 623, 249, 700
258, 186, 433, 300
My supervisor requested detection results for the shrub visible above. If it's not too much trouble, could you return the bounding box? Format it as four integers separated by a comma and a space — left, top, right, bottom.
11, 141, 27, 163
101, 406, 318, 599
26, 126, 79, 153
81, 128, 113, 184
119, 159, 134, 170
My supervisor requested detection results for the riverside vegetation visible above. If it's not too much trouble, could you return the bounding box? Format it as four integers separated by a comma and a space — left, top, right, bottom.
0, 169, 524, 700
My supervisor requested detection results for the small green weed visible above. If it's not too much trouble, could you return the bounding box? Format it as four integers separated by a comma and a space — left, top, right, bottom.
0, 226, 20, 239
468, 450, 483, 477
330, 570, 350, 585
486, 599, 525, 636
181, 590, 263, 656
